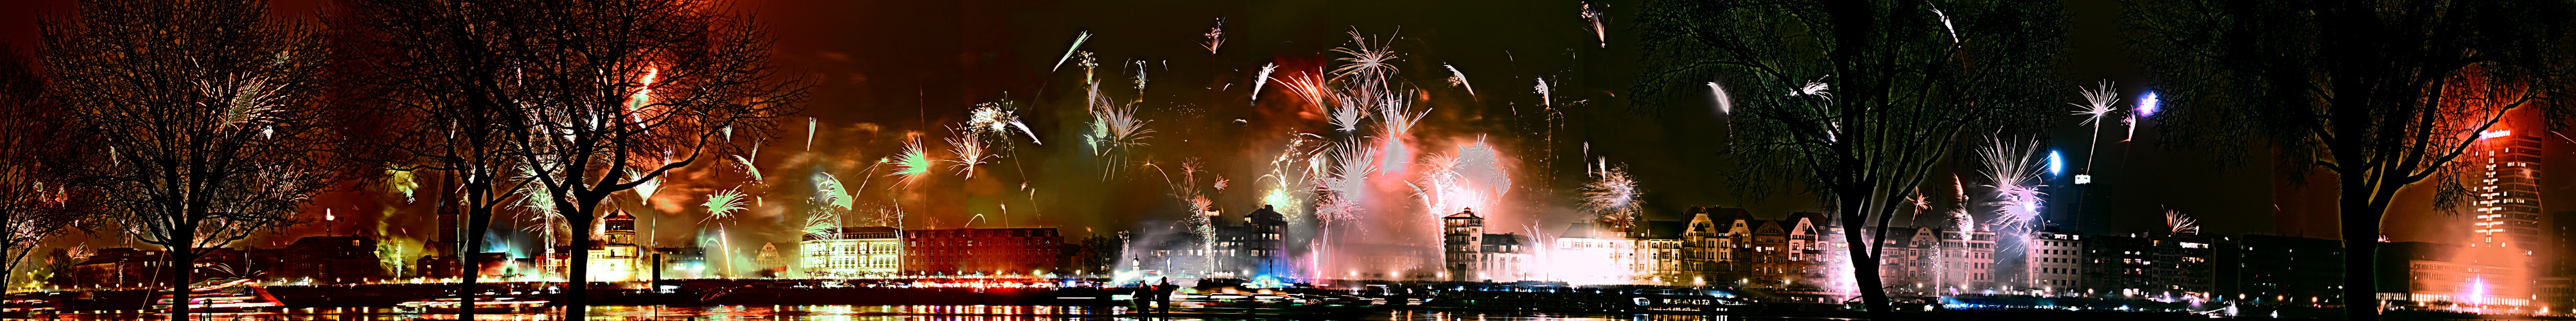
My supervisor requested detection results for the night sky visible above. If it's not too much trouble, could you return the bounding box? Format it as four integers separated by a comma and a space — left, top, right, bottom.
4, 0, 2570, 255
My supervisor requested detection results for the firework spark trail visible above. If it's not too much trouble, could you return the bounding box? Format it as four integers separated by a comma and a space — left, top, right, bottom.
1581, 159, 1642, 229
1052, 31, 1092, 72
1534, 77, 1553, 107
1701, 82, 1736, 115
886, 138, 932, 189
2165, 210, 2200, 234
1201, 18, 1225, 54
806, 117, 818, 151
1445, 64, 1475, 96
1279, 69, 1336, 117
733, 143, 766, 184
1328, 103, 1368, 133
1930, 4, 1959, 44
1580, 2, 1606, 48
2071, 80, 2121, 173
701, 189, 749, 224
945, 126, 991, 179
1130, 60, 1150, 101
1252, 63, 1277, 103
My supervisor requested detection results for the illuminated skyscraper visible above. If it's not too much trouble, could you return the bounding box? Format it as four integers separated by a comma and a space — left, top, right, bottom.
2469, 123, 2544, 250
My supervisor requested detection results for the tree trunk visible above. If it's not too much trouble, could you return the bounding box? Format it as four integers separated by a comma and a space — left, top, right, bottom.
166, 247, 190, 320
563, 213, 593, 319
2339, 182, 2386, 321
460, 202, 492, 321
1840, 195, 1896, 320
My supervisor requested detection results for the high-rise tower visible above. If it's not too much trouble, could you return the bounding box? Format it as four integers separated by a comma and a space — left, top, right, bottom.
1442, 208, 1485, 281
2470, 122, 2544, 250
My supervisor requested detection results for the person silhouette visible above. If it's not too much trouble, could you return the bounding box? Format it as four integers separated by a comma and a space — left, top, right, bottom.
1155, 279, 1178, 313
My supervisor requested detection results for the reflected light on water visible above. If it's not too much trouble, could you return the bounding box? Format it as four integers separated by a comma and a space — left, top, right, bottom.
25, 306, 1825, 321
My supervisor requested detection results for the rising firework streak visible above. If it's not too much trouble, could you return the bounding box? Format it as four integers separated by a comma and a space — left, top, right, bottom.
1446, 64, 1475, 96
1052, 31, 1092, 72
1707, 81, 1732, 114
1252, 63, 1277, 102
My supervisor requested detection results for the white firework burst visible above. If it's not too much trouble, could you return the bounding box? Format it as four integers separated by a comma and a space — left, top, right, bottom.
2166, 210, 2200, 234
1977, 137, 2049, 233
945, 126, 991, 179
1328, 28, 1400, 82
1581, 159, 1642, 227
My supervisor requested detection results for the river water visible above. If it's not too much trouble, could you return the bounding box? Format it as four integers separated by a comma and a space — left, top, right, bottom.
23, 306, 1800, 320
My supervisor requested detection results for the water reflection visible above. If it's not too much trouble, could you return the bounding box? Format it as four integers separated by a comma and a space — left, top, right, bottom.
24, 306, 1783, 321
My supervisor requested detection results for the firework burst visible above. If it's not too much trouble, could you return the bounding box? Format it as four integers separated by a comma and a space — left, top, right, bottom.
1201, 17, 1225, 54
1581, 159, 1642, 229
968, 101, 1040, 145
2165, 209, 2200, 234
1977, 137, 2049, 234
1315, 139, 1379, 223
1329, 28, 1400, 83
945, 126, 991, 179
886, 138, 933, 189
702, 189, 749, 224
2071, 80, 2121, 173
1085, 103, 1153, 178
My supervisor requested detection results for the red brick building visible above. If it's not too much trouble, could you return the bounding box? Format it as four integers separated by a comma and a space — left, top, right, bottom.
902, 228, 1064, 275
